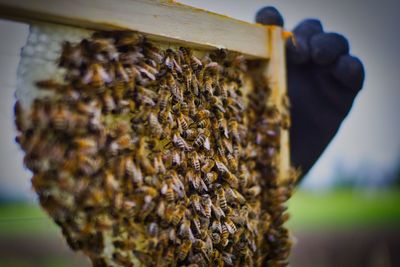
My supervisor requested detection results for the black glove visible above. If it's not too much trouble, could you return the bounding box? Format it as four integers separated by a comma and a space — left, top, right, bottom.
255, 7, 365, 180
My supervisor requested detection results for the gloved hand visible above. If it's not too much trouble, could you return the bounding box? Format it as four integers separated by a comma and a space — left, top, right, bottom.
255, 7, 365, 180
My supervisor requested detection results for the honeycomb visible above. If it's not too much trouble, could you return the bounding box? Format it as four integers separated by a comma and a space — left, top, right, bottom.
15, 23, 297, 266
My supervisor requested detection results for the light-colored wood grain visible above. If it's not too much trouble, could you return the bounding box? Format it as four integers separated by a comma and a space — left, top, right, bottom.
0, 0, 269, 59
265, 26, 291, 183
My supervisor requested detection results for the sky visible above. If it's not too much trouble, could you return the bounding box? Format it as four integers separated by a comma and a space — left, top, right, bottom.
0, 0, 399, 199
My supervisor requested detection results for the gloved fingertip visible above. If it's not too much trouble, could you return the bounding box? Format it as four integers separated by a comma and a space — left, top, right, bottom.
255, 6, 284, 27
310, 32, 350, 66
293, 19, 324, 38
332, 54, 365, 91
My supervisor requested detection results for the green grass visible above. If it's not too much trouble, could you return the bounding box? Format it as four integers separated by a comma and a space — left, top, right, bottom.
287, 189, 400, 230
0, 202, 58, 236
1, 189, 400, 236
0, 259, 73, 267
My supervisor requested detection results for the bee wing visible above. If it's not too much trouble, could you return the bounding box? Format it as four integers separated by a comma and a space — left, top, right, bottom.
222, 252, 235, 265
161, 183, 168, 195
82, 67, 94, 84
224, 221, 235, 235
200, 178, 208, 192
137, 66, 156, 80
203, 137, 211, 150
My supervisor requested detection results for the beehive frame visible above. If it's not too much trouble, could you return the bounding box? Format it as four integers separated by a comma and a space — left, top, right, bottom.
0, 0, 289, 184
1, 1, 292, 266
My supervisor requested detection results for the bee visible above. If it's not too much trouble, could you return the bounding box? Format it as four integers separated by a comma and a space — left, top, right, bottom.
212, 202, 226, 220
178, 239, 192, 261
211, 233, 221, 245
182, 128, 197, 140
158, 89, 170, 111
191, 75, 200, 96
216, 117, 229, 139
178, 218, 196, 242
201, 194, 212, 218
50, 102, 73, 131
201, 158, 215, 173
74, 137, 98, 155
223, 172, 239, 189
210, 219, 222, 234
109, 134, 133, 154
171, 204, 186, 226
164, 247, 175, 265
188, 51, 202, 70
214, 137, 226, 159
228, 118, 240, 144
35, 79, 63, 91
224, 218, 237, 234
78, 154, 103, 176
238, 165, 249, 188
203, 73, 214, 97
233, 188, 246, 205
221, 252, 235, 266
214, 159, 229, 175
137, 92, 156, 107
188, 193, 202, 212
173, 133, 191, 151
187, 169, 207, 192
216, 185, 228, 211
161, 177, 176, 202
123, 156, 143, 185
194, 109, 210, 122
165, 49, 182, 74
189, 253, 206, 266
148, 113, 164, 138
203, 172, 218, 187
166, 73, 182, 101
193, 130, 210, 150
246, 185, 261, 197
194, 239, 210, 261
176, 113, 189, 131
82, 63, 111, 88
101, 90, 116, 113
136, 185, 158, 200
158, 106, 173, 124
226, 153, 238, 171
114, 31, 143, 47
104, 170, 119, 197
144, 45, 163, 64
153, 153, 166, 174
191, 214, 202, 237
138, 61, 158, 78
187, 96, 197, 116
171, 150, 181, 167
183, 65, 193, 91
58, 40, 83, 68
210, 96, 225, 113
76, 98, 101, 116
190, 151, 201, 171
220, 224, 229, 247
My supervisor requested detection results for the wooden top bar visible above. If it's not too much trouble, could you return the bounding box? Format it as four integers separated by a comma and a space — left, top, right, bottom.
0, 0, 270, 59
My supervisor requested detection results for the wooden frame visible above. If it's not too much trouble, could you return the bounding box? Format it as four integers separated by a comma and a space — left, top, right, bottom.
0, 0, 290, 183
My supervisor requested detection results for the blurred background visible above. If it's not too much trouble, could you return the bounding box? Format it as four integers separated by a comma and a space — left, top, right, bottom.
0, 0, 399, 266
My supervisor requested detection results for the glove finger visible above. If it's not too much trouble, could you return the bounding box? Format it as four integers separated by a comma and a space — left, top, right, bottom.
287, 19, 323, 64
310, 32, 349, 66
331, 54, 365, 92
255, 6, 284, 26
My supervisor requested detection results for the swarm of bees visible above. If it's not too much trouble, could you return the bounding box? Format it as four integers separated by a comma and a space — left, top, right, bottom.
15, 30, 297, 266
